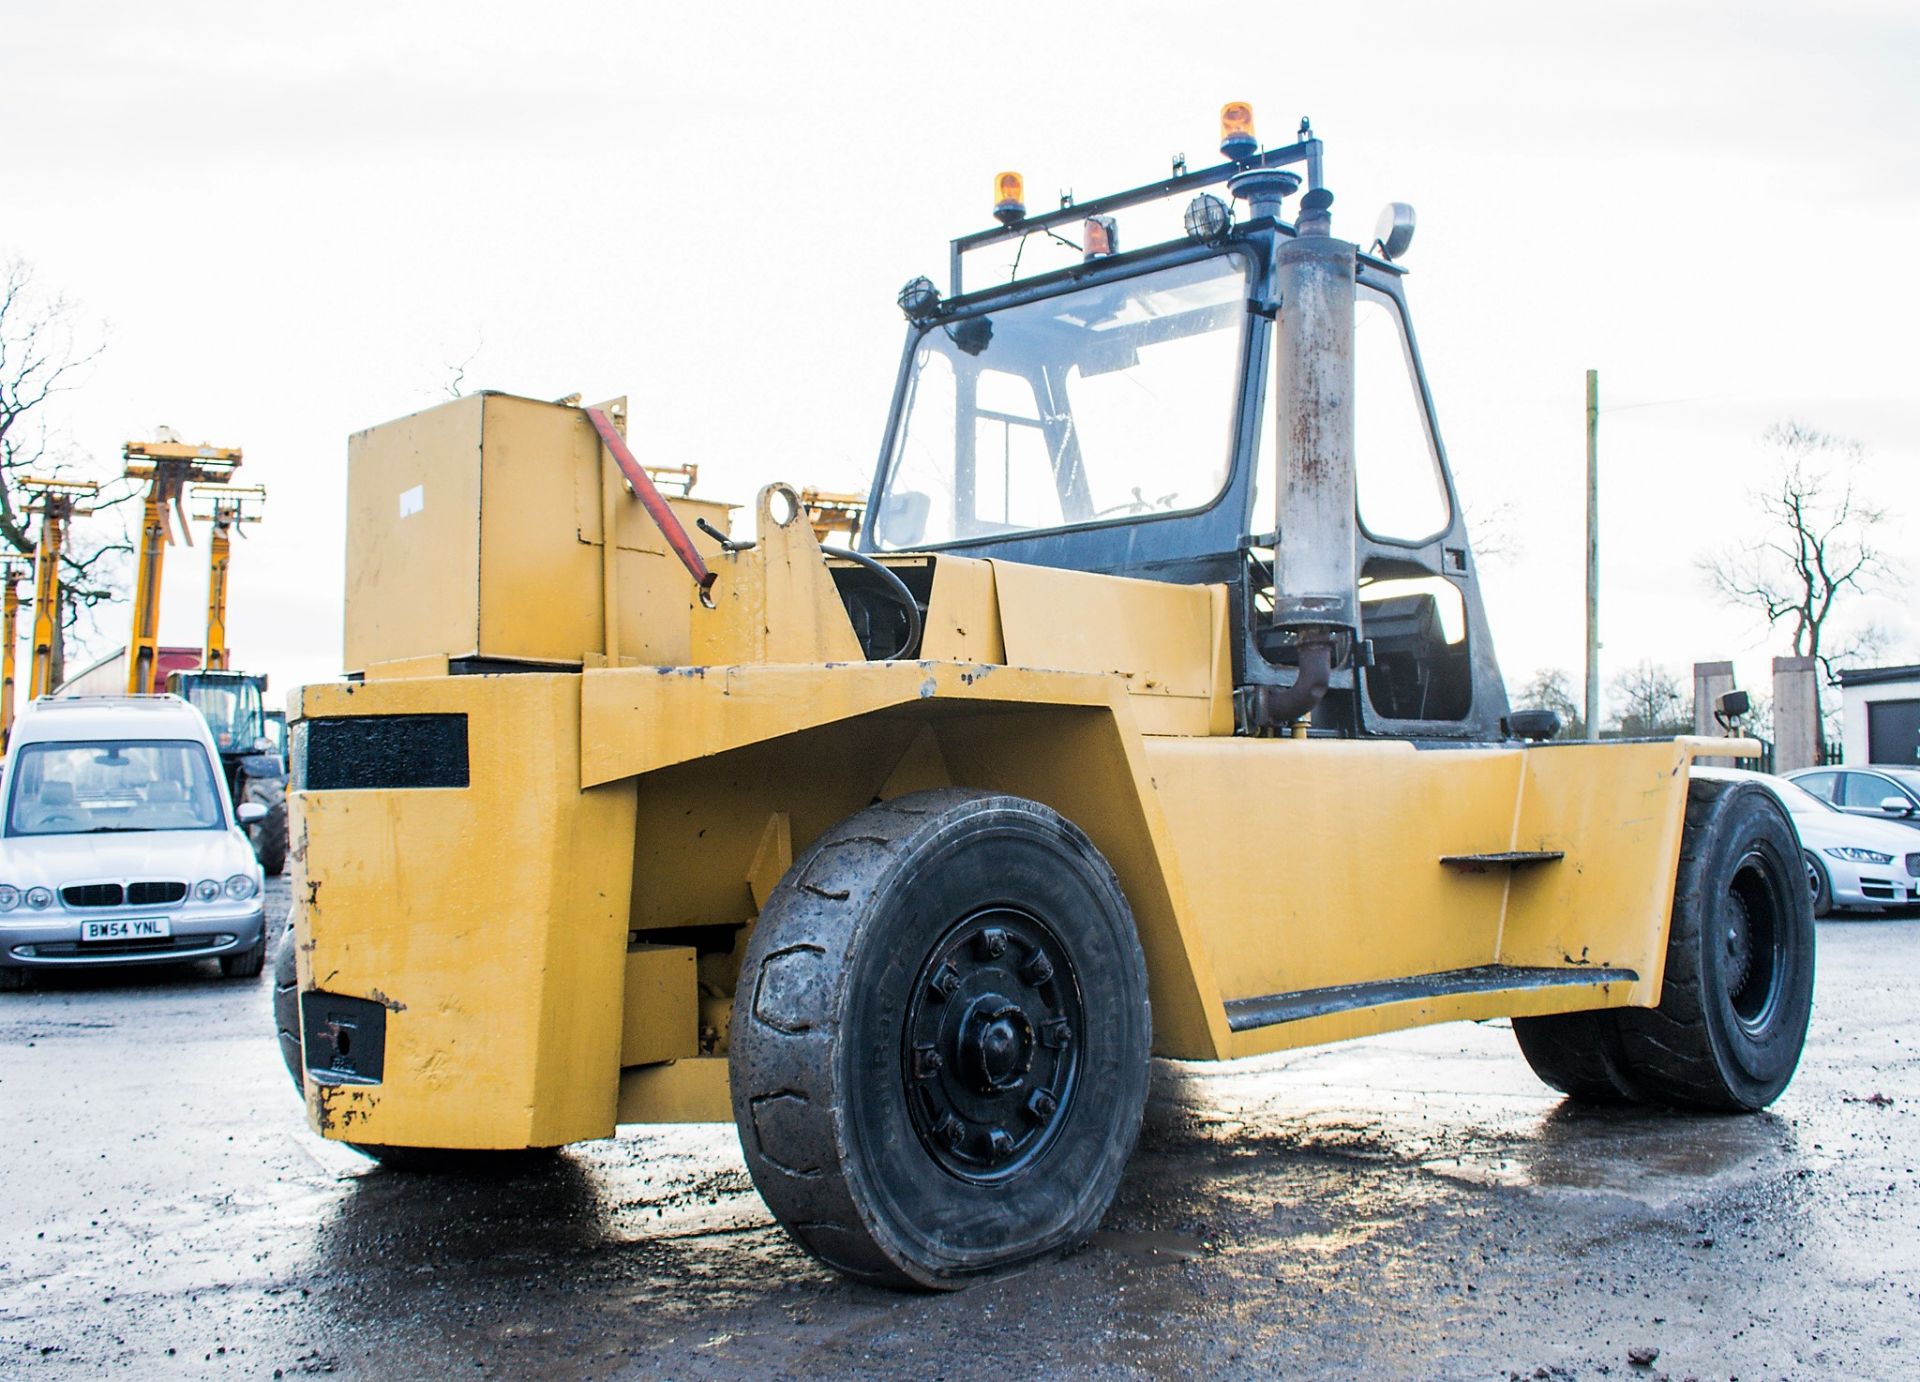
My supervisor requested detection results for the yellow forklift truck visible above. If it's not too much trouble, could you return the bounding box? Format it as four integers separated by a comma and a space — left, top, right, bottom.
276, 107, 1811, 1289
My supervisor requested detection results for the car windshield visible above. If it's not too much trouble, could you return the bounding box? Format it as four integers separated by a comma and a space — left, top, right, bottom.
871, 254, 1250, 549
6, 739, 224, 836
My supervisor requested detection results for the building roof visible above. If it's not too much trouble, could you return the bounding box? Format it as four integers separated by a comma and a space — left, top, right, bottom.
1836, 664, 1920, 688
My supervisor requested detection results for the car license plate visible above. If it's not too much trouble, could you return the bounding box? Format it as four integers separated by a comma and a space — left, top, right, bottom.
80, 917, 172, 943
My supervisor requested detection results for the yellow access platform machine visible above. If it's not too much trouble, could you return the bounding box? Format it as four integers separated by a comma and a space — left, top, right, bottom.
278, 108, 1811, 1289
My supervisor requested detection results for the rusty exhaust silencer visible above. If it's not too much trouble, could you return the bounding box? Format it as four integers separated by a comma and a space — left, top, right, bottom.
1252, 184, 1357, 727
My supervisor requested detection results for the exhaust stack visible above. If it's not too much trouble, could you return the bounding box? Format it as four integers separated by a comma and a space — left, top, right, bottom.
1260, 186, 1357, 724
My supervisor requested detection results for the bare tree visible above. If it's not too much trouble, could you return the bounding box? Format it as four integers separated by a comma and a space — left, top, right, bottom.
1513, 665, 1585, 738
0, 256, 131, 685
1701, 422, 1890, 762
1609, 659, 1689, 737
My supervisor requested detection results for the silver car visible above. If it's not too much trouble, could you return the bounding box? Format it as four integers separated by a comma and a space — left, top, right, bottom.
0, 695, 268, 988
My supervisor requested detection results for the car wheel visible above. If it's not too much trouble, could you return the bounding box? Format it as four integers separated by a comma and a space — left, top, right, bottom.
0, 967, 28, 992
1803, 849, 1833, 918
730, 789, 1152, 1289
221, 934, 267, 979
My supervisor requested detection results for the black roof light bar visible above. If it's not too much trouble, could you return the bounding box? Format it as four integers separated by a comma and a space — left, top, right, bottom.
948, 133, 1324, 298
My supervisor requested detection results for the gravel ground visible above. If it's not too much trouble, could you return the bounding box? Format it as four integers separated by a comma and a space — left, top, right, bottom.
2, 877, 1915, 1379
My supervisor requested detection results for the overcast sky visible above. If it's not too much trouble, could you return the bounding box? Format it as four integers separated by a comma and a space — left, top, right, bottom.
4, 0, 1915, 717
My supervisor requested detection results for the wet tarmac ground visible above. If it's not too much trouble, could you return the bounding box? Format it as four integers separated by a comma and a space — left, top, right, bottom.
3, 878, 1917, 1380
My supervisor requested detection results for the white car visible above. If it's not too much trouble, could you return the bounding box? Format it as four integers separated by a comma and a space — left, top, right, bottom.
0, 695, 268, 989
1694, 765, 1920, 914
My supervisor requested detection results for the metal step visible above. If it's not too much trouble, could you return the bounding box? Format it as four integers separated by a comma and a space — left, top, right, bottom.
1224, 962, 1638, 1032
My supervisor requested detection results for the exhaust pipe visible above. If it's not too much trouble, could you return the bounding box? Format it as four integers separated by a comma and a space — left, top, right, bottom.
1263, 186, 1357, 725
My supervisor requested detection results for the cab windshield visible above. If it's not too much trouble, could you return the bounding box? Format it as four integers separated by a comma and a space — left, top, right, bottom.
181, 678, 263, 754
871, 254, 1250, 549
6, 739, 225, 836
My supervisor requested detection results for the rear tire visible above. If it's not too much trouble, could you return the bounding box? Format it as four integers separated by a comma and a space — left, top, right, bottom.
1512, 1008, 1642, 1104
1513, 777, 1815, 1112
272, 928, 302, 1089
730, 789, 1151, 1290
244, 776, 289, 877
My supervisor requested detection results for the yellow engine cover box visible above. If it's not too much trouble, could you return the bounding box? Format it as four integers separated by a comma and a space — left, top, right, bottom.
343, 391, 728, 673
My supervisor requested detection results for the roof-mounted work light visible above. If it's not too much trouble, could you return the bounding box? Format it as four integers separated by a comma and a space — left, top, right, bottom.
1219, 101, 1258, 162
1183, 193, 1232, 242
993, 171, 1026, 226
897, 275, 941, 322
1372, 202, 1417, 261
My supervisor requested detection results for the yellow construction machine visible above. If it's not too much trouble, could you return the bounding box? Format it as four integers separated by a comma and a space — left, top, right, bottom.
277, 107, 1811, 1289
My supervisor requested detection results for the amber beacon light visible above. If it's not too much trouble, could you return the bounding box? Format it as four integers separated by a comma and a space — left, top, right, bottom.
992, 171, 1026, 225
1219, 101, 1257, 161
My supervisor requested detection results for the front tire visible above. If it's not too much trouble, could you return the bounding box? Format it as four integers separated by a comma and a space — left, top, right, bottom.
730, 789, 1151, 1289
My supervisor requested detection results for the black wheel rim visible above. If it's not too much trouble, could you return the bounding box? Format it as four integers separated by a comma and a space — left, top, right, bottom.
1722, 849, 1786, 1032
902, 906, 1083, 1184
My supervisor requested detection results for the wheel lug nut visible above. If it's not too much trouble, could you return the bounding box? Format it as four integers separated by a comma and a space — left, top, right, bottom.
976, 927, 1008, 959
929, 963, 960, 1000
933, 1111, 965, 1148
1042, 1018, 1072, 1049
912, 1044, 943, 1080
1020, 950, 1054, 984
1025, 1088, 1057, 1122
987, 1127, 1014, 1159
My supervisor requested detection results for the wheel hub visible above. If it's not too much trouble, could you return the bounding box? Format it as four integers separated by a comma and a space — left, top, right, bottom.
904, 910, 1081, 1183
1723, 890, 1754, 998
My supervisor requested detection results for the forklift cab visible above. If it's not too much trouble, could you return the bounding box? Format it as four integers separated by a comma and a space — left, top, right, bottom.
860, 129, 1508, 742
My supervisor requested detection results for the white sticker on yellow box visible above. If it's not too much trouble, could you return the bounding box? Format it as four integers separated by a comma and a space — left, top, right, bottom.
398, 484, 425, 519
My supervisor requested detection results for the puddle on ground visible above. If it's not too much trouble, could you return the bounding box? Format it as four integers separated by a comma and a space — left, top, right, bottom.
1091, 1228, 1207, 1263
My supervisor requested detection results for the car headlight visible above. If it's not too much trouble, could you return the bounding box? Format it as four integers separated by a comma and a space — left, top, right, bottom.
224, 874, 258, 901
1825, 846, 1893, 865
194, 879, 222, 902
25, 886, 53, 909
0, 885, 17, 912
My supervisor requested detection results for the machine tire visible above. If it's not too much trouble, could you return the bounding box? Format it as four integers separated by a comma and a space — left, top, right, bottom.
1511, 1008, 1644, 1105
1512, 779, 1814, 1113
272, 927, 303, 1090
244, 776, 289, 877
273, 930, 556, 1170
221, 934, 267, 979
1613, 777, 1814, 1111
729, 789, 1151, 1290
1803, 850, 1833, 918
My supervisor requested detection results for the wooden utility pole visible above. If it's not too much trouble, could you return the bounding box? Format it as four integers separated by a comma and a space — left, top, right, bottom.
1584, 369, 1600, 737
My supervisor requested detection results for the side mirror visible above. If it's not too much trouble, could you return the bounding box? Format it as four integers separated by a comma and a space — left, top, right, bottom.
236, 801, 268, 825
1880, 796, 1914, 816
